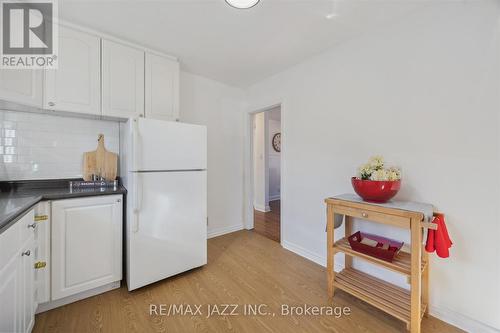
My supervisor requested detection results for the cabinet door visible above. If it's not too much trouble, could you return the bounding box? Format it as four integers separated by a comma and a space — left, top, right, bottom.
102, 40, 144, 119
21, 238, 35, 333
0, 68, 43, 107
0, 222, 34, 333
145, 53, 179, 121
51, 195, 122, 300
0, 254, 22, 333
44, 26, 100, 115
34, 201, 51, 305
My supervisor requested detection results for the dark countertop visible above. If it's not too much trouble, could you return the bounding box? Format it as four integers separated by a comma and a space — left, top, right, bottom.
0, 179, 127, 235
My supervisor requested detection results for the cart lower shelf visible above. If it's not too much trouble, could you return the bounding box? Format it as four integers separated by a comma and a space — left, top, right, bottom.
334, 237, 427, 276
334, 268, 427, 326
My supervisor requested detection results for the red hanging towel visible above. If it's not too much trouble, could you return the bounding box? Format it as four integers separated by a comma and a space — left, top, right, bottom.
425, 213, 452, 258
425, 227, 435, 253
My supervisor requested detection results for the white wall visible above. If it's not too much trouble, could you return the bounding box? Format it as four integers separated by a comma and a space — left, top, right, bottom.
0, 110, 119, 180
245, 1, 500, 331
268, 113, 281, 201
179, 71, 246, 238
253, 112, 269, 212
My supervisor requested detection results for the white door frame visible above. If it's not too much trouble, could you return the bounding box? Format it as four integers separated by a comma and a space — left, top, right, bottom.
244, 102, 284, 245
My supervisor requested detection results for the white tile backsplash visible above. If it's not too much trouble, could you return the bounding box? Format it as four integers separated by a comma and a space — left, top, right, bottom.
0, 110, 120, 181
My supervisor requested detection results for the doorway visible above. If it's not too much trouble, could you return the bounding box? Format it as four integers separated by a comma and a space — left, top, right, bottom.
251, 107, 281, 242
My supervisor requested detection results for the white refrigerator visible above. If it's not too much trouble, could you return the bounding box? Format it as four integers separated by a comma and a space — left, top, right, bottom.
120, 117, 207, 291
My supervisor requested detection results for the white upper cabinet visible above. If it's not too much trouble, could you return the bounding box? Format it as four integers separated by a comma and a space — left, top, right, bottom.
0, 69, 43, 107
145, 53, 180, 121
102, 40, 145, 119
0, 23, 178, 120
44, 26, 101, 115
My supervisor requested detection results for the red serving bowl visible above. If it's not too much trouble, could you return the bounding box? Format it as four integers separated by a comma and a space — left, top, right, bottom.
351, 177, 401, 203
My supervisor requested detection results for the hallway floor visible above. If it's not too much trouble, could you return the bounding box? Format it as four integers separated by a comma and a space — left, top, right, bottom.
254, 200, 280, 242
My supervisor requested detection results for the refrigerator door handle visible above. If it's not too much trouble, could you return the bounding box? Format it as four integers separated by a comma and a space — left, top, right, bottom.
132, 118, 141, 171
132, 172, 142, 233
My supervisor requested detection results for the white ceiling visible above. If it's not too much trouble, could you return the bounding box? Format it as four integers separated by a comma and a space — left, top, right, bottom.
60, 0, 425, 88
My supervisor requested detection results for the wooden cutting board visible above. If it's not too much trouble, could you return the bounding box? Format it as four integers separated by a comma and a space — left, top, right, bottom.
83, 134, 118, 181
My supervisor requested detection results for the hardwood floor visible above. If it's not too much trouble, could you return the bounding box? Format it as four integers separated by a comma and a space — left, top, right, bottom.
254, 200, 280, 242
33, 231, 462, 333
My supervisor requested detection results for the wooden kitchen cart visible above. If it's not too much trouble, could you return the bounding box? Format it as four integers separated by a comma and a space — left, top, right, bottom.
325, 197, 437, 333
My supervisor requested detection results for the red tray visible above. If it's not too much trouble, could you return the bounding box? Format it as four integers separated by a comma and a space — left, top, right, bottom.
348, 231, 404, 263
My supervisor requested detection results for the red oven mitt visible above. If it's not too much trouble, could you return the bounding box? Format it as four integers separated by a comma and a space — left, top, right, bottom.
425, 213, 452, 258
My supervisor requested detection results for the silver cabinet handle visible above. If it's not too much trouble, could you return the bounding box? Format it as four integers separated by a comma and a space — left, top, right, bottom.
48, 102, 55, 107
27, 223, 37, 229
22, 250, 31, 257
361, 212, 368, 218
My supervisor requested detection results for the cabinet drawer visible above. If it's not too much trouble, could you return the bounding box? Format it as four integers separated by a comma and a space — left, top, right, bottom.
332, 205, 410, 229
0, 209, 36, 267
19, 209, 36, 244
0, 221, 21, 268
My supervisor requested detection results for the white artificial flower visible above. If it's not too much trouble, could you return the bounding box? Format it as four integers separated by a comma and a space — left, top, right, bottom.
387, 167, 402, 181
358, 163, 373, 180
370, 169, 390, 181
368, 156, 384, 170
356, 157, 401, 181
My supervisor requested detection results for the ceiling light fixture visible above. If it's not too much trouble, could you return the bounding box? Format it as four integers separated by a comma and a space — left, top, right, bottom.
325, 13, 338, 19
225, 0, 260, 9
326, 0, 338, 19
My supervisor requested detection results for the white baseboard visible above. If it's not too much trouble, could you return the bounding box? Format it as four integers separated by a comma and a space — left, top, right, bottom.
269, 195, 280, 201
254, 204, 270, 212
429, 305, 500, 333
281, 240, 326, 267
280, 240, 499, 333
36, 281, 121, 314
207, 224, 244, 239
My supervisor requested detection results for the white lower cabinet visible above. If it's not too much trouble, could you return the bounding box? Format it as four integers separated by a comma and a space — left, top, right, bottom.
0, 195, 122, 331
0, 249, 22, 333
21, 238, 35, 333
34, 202, 51, 306
0, 210, 36, 333
51, 195, 123, 300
